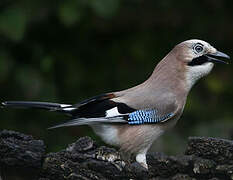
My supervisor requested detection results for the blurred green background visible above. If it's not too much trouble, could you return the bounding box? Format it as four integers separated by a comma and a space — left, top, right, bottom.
0, 0, 232, 155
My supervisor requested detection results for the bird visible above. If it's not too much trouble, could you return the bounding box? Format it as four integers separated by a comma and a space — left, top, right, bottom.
1, 39, 230, 170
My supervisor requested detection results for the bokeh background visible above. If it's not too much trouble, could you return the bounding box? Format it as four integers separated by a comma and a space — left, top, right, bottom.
0, 0, 232, 154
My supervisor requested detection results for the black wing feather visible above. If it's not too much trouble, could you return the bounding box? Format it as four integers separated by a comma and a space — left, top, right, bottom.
68, 93, 135, 118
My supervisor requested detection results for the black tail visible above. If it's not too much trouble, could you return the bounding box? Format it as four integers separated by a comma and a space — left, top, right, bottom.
1, 101, 73, 113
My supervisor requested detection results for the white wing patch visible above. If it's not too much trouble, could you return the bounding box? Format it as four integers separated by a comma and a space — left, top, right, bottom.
105, 107, 122, 118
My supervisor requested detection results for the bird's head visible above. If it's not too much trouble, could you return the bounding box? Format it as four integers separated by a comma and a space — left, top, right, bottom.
173, 39, 230, 88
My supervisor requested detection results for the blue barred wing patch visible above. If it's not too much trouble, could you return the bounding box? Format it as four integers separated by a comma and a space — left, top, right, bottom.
128, 109, 173, 125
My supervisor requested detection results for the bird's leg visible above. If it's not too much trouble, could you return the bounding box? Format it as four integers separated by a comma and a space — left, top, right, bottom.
136, 153, 148, 170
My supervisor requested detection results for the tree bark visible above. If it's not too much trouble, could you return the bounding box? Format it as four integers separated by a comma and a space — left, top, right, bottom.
0, 130, 232, 180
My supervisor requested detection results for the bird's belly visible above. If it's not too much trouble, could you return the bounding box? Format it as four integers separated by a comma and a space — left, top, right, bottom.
117, 124, 165, 153
90, 122, 177, 154
90, 124, 121, 146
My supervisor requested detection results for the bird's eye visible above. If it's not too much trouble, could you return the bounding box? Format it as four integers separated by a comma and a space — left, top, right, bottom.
193, 44, 204, 53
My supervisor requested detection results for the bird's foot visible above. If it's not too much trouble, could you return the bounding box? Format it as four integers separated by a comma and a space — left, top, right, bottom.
135, 153, 148, 170
139, 162, 148, 170
130, 162, 148, 173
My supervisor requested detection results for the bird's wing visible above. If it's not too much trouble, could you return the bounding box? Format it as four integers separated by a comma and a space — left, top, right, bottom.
48, 109, 175, 129
61, 92, 136, 117
49, 93, 178, 129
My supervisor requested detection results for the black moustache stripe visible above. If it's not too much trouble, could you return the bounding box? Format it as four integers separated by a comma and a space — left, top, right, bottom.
188, 56, 208, 66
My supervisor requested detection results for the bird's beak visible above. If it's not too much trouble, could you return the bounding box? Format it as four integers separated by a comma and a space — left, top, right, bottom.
204, 51, 230, 64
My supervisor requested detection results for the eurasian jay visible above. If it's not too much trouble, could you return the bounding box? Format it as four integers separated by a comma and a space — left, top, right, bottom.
2, 39, 230, 169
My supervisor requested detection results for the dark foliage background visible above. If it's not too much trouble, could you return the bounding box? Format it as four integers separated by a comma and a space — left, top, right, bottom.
0, 0, 232, 154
